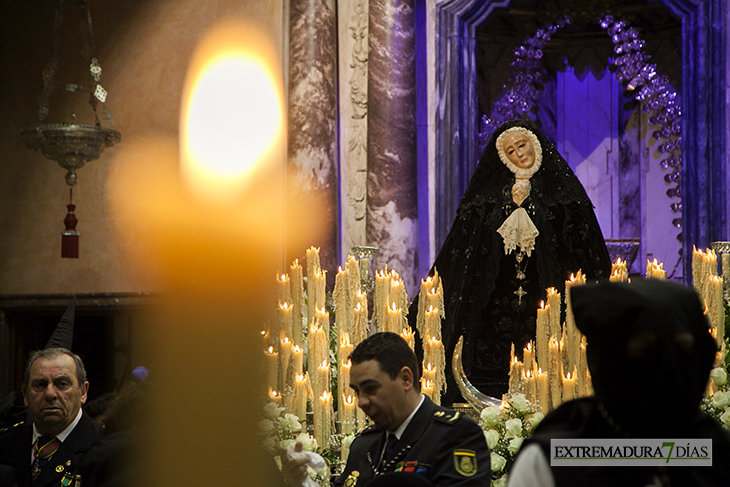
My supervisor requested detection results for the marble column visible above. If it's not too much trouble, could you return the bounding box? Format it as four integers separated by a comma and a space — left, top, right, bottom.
366, 0, 419, 294
287, 0, 338, 283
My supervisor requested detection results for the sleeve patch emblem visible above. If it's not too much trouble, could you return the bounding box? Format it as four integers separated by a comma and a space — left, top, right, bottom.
453, 449, 477, 477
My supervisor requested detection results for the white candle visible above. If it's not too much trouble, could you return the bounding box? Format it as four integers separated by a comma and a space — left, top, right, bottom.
290, 259, 305, 347
278, 336, 292, 393
342, 394, 356, 435
294, 374, 307, 421
292, 344, 303, 378
536, 301, 549, 371
265, 346, 278, 395
562, 371, 576, 402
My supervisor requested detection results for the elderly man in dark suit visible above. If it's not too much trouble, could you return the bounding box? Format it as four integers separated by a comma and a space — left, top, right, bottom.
0, 348, 102, 487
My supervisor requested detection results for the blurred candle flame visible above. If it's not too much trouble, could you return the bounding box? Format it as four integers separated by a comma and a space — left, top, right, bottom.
180, 21, 283, 204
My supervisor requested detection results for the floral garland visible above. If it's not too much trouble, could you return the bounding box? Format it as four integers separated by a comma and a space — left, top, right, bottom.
479, 14, 683, 242
479, 394, 544, 487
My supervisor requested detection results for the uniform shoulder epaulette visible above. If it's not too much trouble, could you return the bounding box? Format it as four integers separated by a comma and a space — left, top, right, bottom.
0, 420, 25, 436
433, 409, 462, 424
356, 424, 379, 437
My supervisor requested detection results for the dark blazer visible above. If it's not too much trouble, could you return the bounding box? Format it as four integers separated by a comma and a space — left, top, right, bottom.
0, 412, 102, 487
335, 396, 490, 487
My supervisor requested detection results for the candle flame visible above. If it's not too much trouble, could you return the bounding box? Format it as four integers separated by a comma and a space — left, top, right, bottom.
320, 360, 328, 368
426, 363, 433, 371
293, 345, 301, 353
540, 300, 545, 309
345, 395, 354, 405
180, 21, 283, 204
267, 346, 274, 353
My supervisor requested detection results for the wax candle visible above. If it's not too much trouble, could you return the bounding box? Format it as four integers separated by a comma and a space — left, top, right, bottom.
292, 344, 303, 379
508, 357, 523, 397
546, 287, 561, 339
536, 301, 549, 371
342, 394, 356, 435
294, 374, 308, 421
277, 273, 291, 306
269, 388, 282, 406
562, 371, 576, 401
523, 342, 533, 372
314, 391, 332, 448
548, 337, 562, 407
265, 346, 278, 395
290, 259, 305, 347
400, 327, 415, 350
334, 266, 348, 341
536, 368, 549, 413
278, 336, 292, 392
385, 301, 400, 333
279, 302, 293, 345
306, 248, 321, 324
421, 379, 434, 400
351, 293, 369, 346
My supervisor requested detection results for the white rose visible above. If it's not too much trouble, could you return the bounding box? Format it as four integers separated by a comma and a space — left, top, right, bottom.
480, 405, 502, 427
258, 419, 275, 435
296, 432, 318, 451
508, 437, 524, 454
278, 413, 303, 433
712, 390, 730, 409
279, 439, 297, 451
263, 402, 284, 419
529, 412, 545, 429
510, 394, 529, 412
483, 429, 500, 449
493, 475, 508, 487
491, 452, 507, 473
505, 418, 523, 438
710, 367, 728, 386
720, 408, 730, 426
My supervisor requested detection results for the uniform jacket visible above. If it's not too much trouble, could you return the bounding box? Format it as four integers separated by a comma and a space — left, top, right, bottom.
335, 396, 490, 487
0, 412, 102, 487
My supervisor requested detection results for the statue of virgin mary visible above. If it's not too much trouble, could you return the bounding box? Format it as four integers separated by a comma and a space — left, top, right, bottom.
412, 119, 611, 402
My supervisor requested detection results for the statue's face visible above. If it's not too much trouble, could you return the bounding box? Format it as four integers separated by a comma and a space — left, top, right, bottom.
500, 131, 536, 170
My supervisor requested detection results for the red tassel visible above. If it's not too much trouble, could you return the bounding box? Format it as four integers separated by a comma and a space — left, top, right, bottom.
62, 189, 79, 258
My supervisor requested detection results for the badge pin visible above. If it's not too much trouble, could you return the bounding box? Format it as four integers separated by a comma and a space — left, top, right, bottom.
344, 470, 360, 487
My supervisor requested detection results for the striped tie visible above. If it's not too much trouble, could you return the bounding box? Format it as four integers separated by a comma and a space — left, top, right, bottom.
32, 436, 61, 481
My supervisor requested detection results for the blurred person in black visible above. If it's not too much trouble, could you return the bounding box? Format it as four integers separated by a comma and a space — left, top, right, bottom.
508, 279, 730, 487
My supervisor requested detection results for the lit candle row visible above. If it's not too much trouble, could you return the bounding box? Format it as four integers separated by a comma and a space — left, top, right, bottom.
610, 258, 628, 282
645, 258, 667, 280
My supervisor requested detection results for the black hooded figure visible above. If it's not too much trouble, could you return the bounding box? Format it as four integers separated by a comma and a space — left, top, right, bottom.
410, 119, 611, 402
509, 279, 730, 486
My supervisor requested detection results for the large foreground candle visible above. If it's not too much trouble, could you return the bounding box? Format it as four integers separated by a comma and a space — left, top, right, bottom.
106, 20, 324, 487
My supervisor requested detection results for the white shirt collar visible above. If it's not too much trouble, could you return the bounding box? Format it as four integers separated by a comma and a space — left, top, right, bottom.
390, 393, 425, 440
32, 407, 84, 444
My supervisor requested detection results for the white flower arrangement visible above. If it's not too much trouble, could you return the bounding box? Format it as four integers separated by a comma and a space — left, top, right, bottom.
702, 335, 730, 429
259, 401, 360, 484
479, 394, 544, 487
